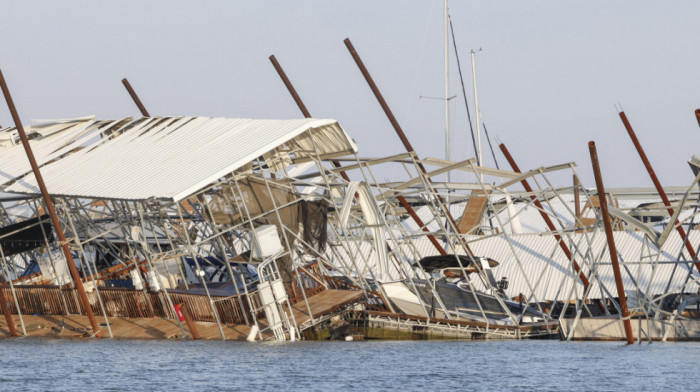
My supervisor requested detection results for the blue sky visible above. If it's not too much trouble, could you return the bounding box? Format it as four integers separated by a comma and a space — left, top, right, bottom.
1, 1, 699, 188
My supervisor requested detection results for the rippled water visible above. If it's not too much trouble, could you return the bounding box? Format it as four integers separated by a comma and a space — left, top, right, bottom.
0, 338, 697, 391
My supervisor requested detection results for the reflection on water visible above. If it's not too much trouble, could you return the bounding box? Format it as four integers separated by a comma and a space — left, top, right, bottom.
0, 338, 697, 391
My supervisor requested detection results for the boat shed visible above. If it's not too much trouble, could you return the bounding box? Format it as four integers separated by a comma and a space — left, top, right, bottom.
2, 116, 357, 202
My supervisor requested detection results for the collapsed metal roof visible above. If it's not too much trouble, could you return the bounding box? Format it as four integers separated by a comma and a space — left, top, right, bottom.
2, 116, 356, 202
327, 229, 698, 302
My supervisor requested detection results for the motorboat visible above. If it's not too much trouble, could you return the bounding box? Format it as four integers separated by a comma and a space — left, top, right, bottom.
381, 255, 549, 325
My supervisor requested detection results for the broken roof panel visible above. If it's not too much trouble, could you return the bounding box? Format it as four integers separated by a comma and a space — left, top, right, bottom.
5, 116, 356, 202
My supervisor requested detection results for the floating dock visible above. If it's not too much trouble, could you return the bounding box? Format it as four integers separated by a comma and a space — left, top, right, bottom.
560, 317, 700, 342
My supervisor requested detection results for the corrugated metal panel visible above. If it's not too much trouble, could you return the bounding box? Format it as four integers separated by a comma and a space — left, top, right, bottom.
325, 230, 699, 301
404, 192, 698, 237
403, 195, 577, 234
0, 118, 96, 184
6, 116, 356, 201
466, 230, 697, 300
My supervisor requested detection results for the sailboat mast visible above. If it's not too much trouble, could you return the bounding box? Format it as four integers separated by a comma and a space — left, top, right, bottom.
444, 0, 450, 183
471, 49, 482, 168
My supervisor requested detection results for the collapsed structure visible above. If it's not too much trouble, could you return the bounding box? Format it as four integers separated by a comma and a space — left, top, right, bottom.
0, 37, 696, 342
0, 111, 696, 342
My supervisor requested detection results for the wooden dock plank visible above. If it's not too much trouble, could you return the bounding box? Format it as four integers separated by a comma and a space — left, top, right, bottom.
0, 314, 267, 341
458, 190, 490, 234
290, 289, 363, 325
0, 289, 365, 341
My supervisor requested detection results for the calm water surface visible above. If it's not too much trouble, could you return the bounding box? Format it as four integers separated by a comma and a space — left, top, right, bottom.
0, 338, 697, 391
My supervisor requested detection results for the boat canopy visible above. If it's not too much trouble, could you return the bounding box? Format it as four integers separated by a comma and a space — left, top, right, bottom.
4, 116, 356, 202
416, 254, 499, 273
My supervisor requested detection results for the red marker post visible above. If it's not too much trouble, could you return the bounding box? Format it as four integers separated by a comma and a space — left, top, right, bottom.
174, 304, 185, 322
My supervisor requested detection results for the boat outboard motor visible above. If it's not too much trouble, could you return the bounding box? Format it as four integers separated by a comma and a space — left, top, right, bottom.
497, 277, 509, 297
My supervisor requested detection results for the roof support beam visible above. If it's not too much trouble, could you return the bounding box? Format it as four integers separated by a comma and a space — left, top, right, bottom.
497, 163, 575, 190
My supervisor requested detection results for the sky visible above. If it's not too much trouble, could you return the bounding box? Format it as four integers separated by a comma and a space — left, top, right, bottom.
1, 1, 699, 189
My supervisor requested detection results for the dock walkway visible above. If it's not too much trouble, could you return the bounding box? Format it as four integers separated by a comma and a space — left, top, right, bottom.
0, 314, 261, 340
0, 289, 365, 341
291, 289, 364, 330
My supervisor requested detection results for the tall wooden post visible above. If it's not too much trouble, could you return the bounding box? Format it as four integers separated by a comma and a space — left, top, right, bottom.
0, 279, 17, 336
0, 69, 102, 338
343, 38, 429, 175
180, 303, 201, 340
269, 54, 447, 256
588, 141, 634, 344
121, 78, 150, 117
268, 55, 351, 182
343, 38, 462, 235
619, 111, 699, 273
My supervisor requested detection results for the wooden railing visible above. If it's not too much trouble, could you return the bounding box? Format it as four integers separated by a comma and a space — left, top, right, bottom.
0, 261, 387, 323
0, 285, 77, 315
88, 287, 163, 318
0, 285, 258, 325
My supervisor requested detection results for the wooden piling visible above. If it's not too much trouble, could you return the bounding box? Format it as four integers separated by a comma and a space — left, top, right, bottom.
269, 52, 448, 256
619, 111, 700, 273
268, 54, 352, 182
180, 303, 201, 340
343, 37, 464, 236
0, 69, 101, 338
588, 141, 634, 344
121, 78, 150, 117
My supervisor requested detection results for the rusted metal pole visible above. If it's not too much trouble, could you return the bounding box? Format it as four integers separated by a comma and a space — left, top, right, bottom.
588, 141, 634, 344
343, 38, 429, 175
269, 55, 312, 118
619, 111, 700, 273
0, 69, 102, 338
343, 38, 463, 235
269, 54, 447, 255
268, 55, 352, 182
499, 143, 590, 289
180, 303, 201, 340
121, 78, 150, 117
0, 284, 17, 336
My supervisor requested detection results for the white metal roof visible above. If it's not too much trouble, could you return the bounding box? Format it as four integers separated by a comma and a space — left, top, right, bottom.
461, 230, 698, 302
4, 116, 356, 202
403, 192, 699, 236
0, 117, 97, 184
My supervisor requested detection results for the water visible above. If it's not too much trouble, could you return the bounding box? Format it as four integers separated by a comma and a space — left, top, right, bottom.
0, 338, 697, 391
